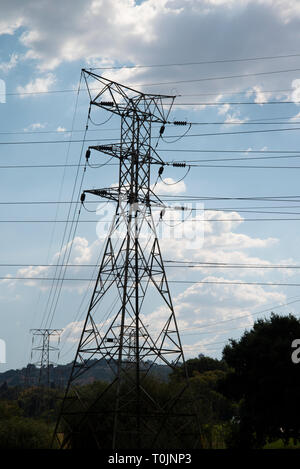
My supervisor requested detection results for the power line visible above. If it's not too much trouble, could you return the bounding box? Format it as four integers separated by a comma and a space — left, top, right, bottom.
185, 121, 300, 125
10, 64, 300, 96
40, 75, 90, 331
0, 137, 120, 145
0, 200, 106, 205
4, 217, 300, 222
4, 125, 300, 146
4, 277, 300, 287
174, 101, 300, 105
0, 163, 118, 169
179, 296, 300, 332
3, 86, 292, 99
0, 128, 119, 136
4, 119, 300, 137
163, 149, 300, 154
29, 71, 85, 335
5, 201, 300, 214
159, 194, 300, 201
4, 57, 300, 97
3, 146, 300, 155
180, 155, 300, 163
180, 89, 293, 97
170, 280, 300, 286
88, 53, 300, 70
4, 162, 300, 170
164, 127, 300, 138
2, 262, 300, 269
188, 163, 300, 169
6, 153, 300, 171
134, 66, 300, 87
37, 280, 292, 356
43, 152, 87, 330
5, 195, 300, 204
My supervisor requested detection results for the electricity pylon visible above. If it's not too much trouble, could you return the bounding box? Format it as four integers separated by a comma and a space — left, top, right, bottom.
53, 70, 200, 449
28, 329, 62, 387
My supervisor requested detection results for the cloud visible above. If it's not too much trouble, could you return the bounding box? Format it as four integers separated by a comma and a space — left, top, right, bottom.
218, 104, 231, 115
290, 111, 300, 121
158, 209, 279, 277
9, 207, 287, 360
217, 102, 248, 125
291, 79, 300, 103
204, 231, 277, 250
125, 202, 278, 275
174, 278, 286, 313
1, 237, 100, 291
12, 265, 49, 288
0, 54, 18, 73
224, 111, 248, 124
0, 208, 289, 362
2, 209, 281, 293
53, 236, 93, 265
61, 319, 85, 345
0, 274, 16, 288
137, 275, 287, 358
247, 85, 269, 104
16, 73, 56, 98
153, 177, 186, 195
24, 122, 46, 131
0, 16, 22, 36
1, 1, 300, 102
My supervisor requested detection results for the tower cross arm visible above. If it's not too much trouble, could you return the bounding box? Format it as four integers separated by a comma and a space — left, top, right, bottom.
82, 69, 175, 123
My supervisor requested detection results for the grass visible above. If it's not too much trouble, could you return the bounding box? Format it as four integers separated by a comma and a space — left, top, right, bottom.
264, 439, 300, 449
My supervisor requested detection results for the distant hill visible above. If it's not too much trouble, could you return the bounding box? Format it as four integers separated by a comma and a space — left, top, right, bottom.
0, 359, 172, 388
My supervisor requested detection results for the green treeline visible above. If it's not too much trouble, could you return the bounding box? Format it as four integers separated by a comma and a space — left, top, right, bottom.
0, 313, 299, 449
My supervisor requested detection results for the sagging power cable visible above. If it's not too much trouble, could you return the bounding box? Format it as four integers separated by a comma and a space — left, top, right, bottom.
161, 122, 192, 144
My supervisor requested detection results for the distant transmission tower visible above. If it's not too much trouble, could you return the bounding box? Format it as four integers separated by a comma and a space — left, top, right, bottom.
54, 70, 199, 449
29, 329, 62, 387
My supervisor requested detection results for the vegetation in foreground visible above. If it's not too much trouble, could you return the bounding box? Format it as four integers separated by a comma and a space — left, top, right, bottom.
0, 313, 299, 449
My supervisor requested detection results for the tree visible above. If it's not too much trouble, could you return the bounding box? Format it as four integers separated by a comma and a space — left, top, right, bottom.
170, 354, 228, 381
0, 417, 52, 449
59, 375, 202, 449
221, 313, 300, 448
18, 386, 60, 420
170, 354, 234, 448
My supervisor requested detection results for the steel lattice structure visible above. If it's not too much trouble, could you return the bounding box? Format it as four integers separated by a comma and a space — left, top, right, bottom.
53, 70, 200, 449
28, 328, 62, 387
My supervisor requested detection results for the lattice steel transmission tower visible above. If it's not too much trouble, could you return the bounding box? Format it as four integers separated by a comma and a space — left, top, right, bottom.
53, 70, 200, 449
29, 329, 62, 387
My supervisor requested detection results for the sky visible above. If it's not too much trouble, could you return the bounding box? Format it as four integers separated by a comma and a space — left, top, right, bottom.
2, 0, 300, 371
